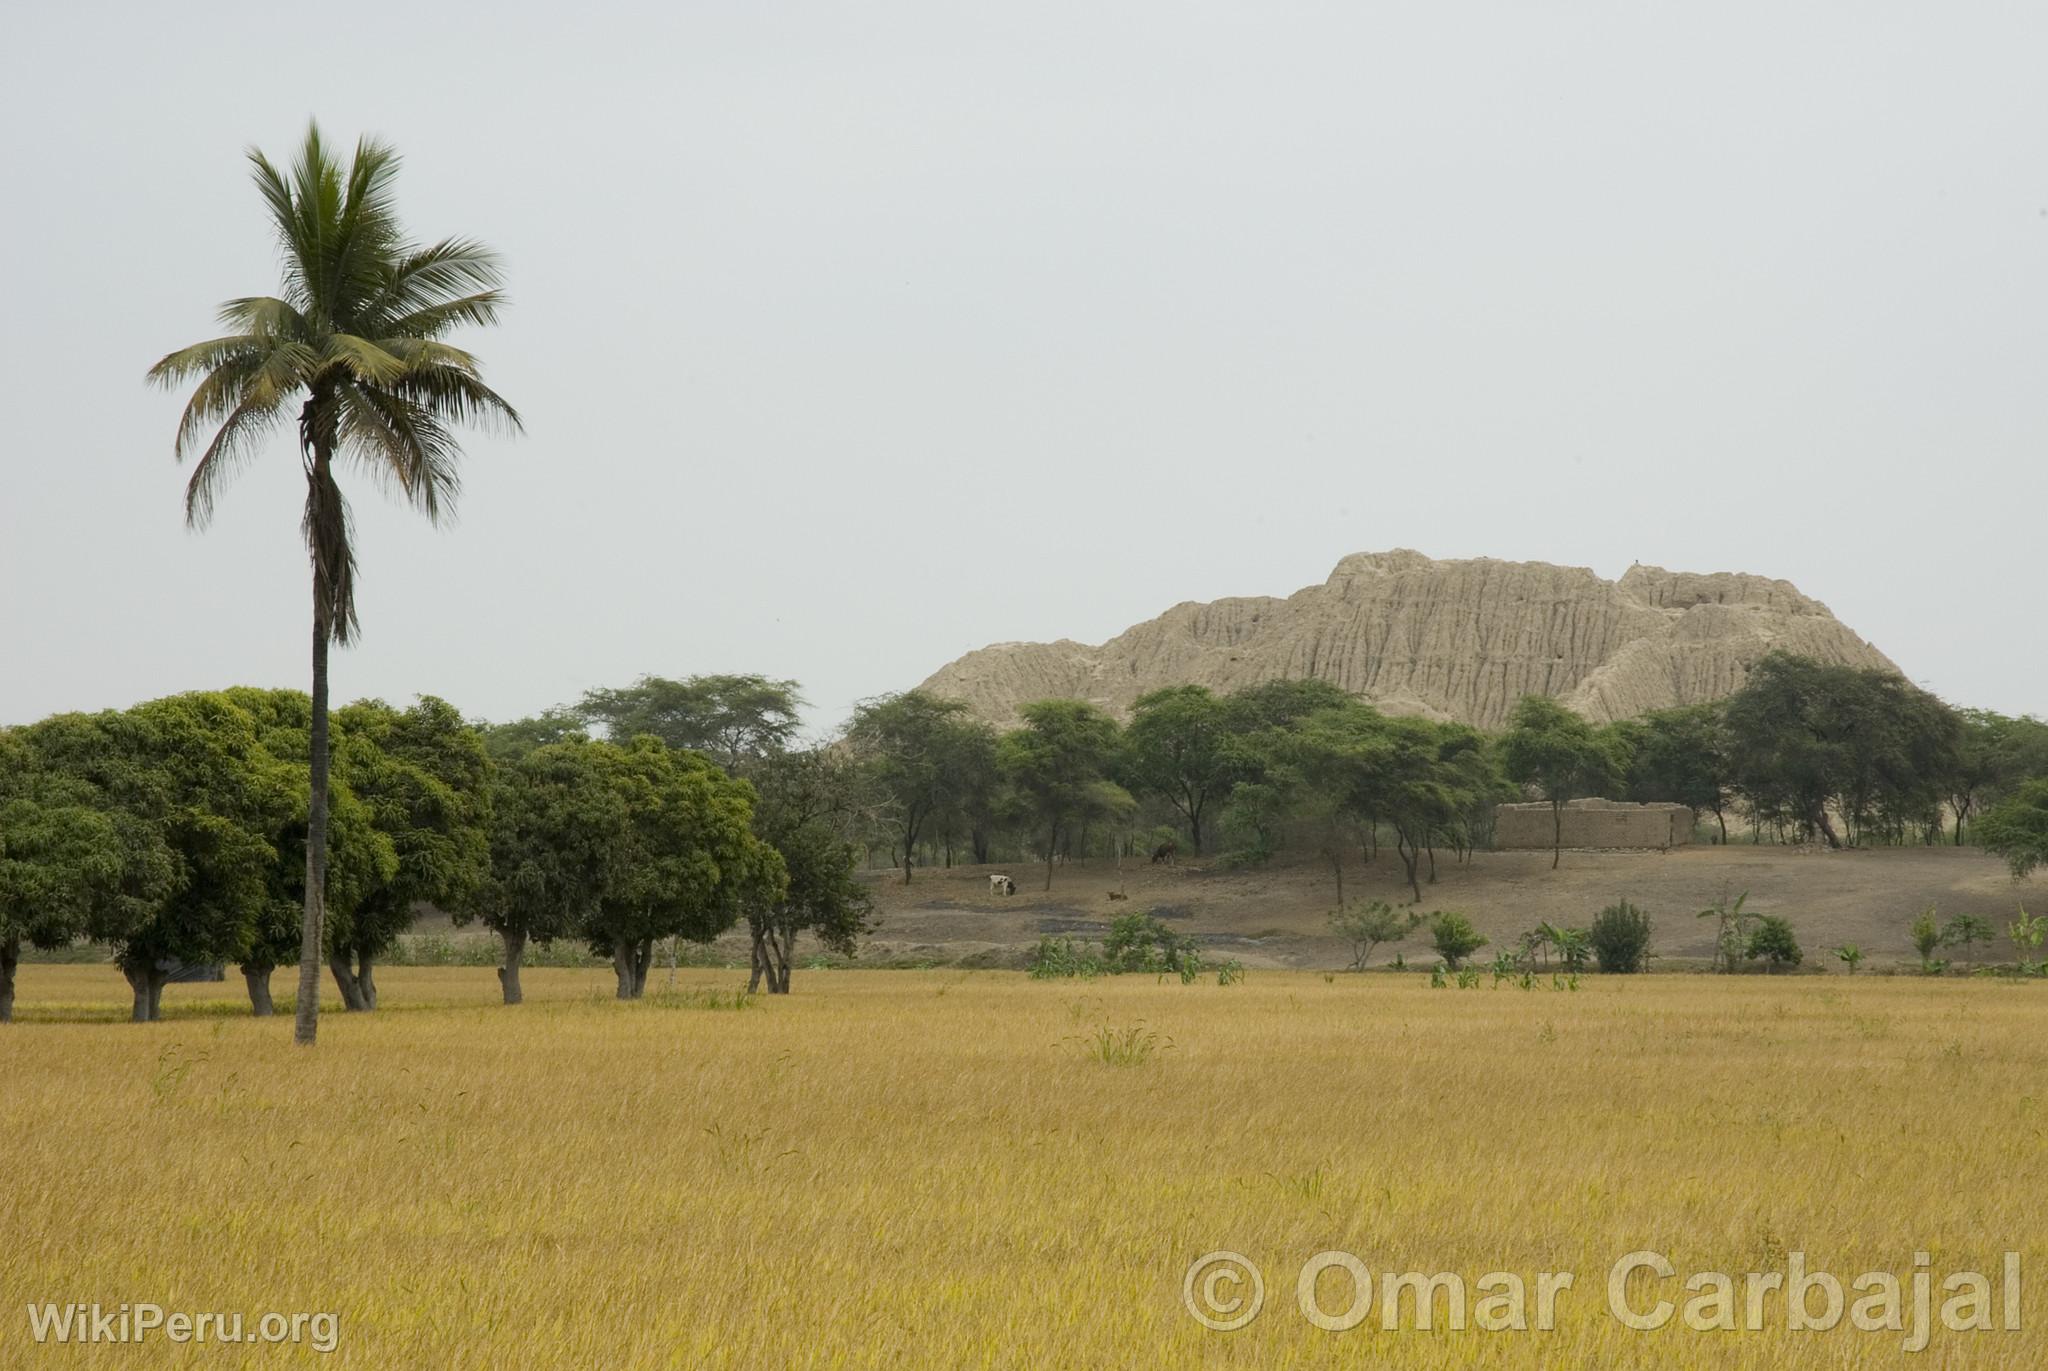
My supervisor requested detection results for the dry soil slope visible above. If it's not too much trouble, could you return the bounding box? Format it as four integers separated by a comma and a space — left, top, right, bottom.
919, 549, 1899, 730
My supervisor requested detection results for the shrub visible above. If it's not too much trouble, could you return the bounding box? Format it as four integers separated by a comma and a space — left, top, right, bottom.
1746, 916, 1802, 972
1027, 937, 1101, 980
1102, 912, 1201, 975
1834, 943, 1863, 974
1910, 907, 1945, 974
1328, 900, 1422, 970
1589, 901, 1653, 973
1428, 911, 1487, 970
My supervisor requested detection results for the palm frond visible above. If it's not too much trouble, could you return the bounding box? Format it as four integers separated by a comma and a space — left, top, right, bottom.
380, 290, 507, 341
185, 395, 288, 528
146, 334, 269, 389
392, 363, 523, 436
215, 296, 310, 338
322, 333, 405, 386
336, 382, 461, 523
369, 237, 505, 322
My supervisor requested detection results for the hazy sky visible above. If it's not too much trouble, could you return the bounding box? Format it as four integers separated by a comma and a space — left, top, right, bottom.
4, 1, 2044, 734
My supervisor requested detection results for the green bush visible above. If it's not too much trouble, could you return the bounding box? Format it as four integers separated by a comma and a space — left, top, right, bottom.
1103, 912, 1201, 975
1589, 901, 1653, 973
1027, 937, 1101, 980
1745, 916, 1802, 972
1428, 911, 1487, 970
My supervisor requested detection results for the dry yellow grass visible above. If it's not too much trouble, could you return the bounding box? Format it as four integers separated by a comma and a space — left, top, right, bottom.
1, 965, 2042, 1367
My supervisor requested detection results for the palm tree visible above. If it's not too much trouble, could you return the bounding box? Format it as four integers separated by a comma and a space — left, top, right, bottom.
148, 123, 519, 1045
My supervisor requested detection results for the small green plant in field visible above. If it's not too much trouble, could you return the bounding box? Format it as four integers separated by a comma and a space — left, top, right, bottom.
1215, 960, 1246, 986
1429, 966, 1447, 989
1488, 949, 1519, 987
1834, 944, 1864, 974
1910, 907, 1946, 974
1455, 968, 1482, 990
1429, 911, 1487, 970
1699, 890, 1756, 973
1028, 937, 1102, 980
151, 1044, 206, 1104
1746, 916, 1802, 973
1591, 901, 1654, 973
1941, 914, 1995, 965
1071, 1023, 1171, 1067
2010, 908, 2048, 976
649, 986, 759, 1011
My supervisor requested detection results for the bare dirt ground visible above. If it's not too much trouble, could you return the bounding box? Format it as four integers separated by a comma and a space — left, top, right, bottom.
857, 844, 2032, 971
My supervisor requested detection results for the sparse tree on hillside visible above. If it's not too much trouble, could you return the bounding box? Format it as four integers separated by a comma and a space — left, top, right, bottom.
149, 123, 520, 1045
848, 691, 976, 884
1123, 686, 1240, 854
577, 674, 803, 775
998, 700, 1130, 891
1500, 696, 1624, 869
1612, 703, 1733, 842
1329, 900, 1422, 970
1979, 779, 2048, 879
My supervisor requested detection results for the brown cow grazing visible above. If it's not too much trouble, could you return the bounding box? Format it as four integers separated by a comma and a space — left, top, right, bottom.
1150, 839, 1178, 864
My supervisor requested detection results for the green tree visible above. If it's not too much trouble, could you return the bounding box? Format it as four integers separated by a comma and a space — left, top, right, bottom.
477, 710, 588, 763
1123, 686, 1239, 854
325, 698, 491, 1010
1613, 703, 1732, 842
577, 674, 803, 775
1328, 900, 1422, 970
998, 700, 1130, 891
1588, 901, 1653, 973
745, 747, 876, 993
475, 740, 623, 1005
1940, 913, 1994, 965
1833, 943, 1863, 974
1428, 910, 1487, 969
0, 731, 175, 1022
1978, 779, 2048, 879
1500, 696, 1624, 869
578, 740, 778, 999
149, 124, 520, 1045
849, 691, 978, 883
1745, 916, 1802, 972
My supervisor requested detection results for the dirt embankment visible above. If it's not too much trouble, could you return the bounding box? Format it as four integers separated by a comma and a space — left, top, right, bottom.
857, 844, 2026, 972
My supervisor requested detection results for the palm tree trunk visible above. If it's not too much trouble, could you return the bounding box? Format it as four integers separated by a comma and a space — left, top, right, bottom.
0, 933, 17, 1023
295, 598, 330, 1045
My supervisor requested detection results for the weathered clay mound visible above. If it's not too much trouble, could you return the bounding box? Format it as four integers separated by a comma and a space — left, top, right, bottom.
916, 550, 1899, 730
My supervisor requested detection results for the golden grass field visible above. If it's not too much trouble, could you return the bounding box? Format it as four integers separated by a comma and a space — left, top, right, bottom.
3, 965, 2043, 1368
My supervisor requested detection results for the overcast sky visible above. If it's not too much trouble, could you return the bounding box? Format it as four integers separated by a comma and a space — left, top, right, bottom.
3, 1, 2043, 734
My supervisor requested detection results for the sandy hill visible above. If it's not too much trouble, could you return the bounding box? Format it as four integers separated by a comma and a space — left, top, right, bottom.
918, 549, 1899, 730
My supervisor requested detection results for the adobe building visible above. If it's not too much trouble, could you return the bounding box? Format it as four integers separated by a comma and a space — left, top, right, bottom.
1494, 798, 1693, 850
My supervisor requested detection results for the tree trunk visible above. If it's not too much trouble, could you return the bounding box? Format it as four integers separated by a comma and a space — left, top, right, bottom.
242, 966, 275, 1017
498, 929, 527, 1005
1551, 799, 1563, 870
1044, 823, 1058, 891
771, 927, 795, 993
1426, 841, 1437, 883
1715, 807, 1728, 845
612, 945, 637, 999
1326, 845, 1345, 910
1189, 807, 1204, 856
633, 939, 653, 997
1815, 809, 1842, 850
357, 953, 376, 1010
0, 934, 16, 1024
327, 953, 369, 1012
747, 922, 768, 995
296, 595, 332, 1047
123, 963, 166, 1023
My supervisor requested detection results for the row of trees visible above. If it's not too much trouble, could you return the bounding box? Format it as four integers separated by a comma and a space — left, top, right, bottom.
0, 681, 876, 1021
832, 654, 2048, 892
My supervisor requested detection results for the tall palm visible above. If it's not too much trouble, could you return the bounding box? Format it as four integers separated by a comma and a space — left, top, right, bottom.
149, 123, 519, 1045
